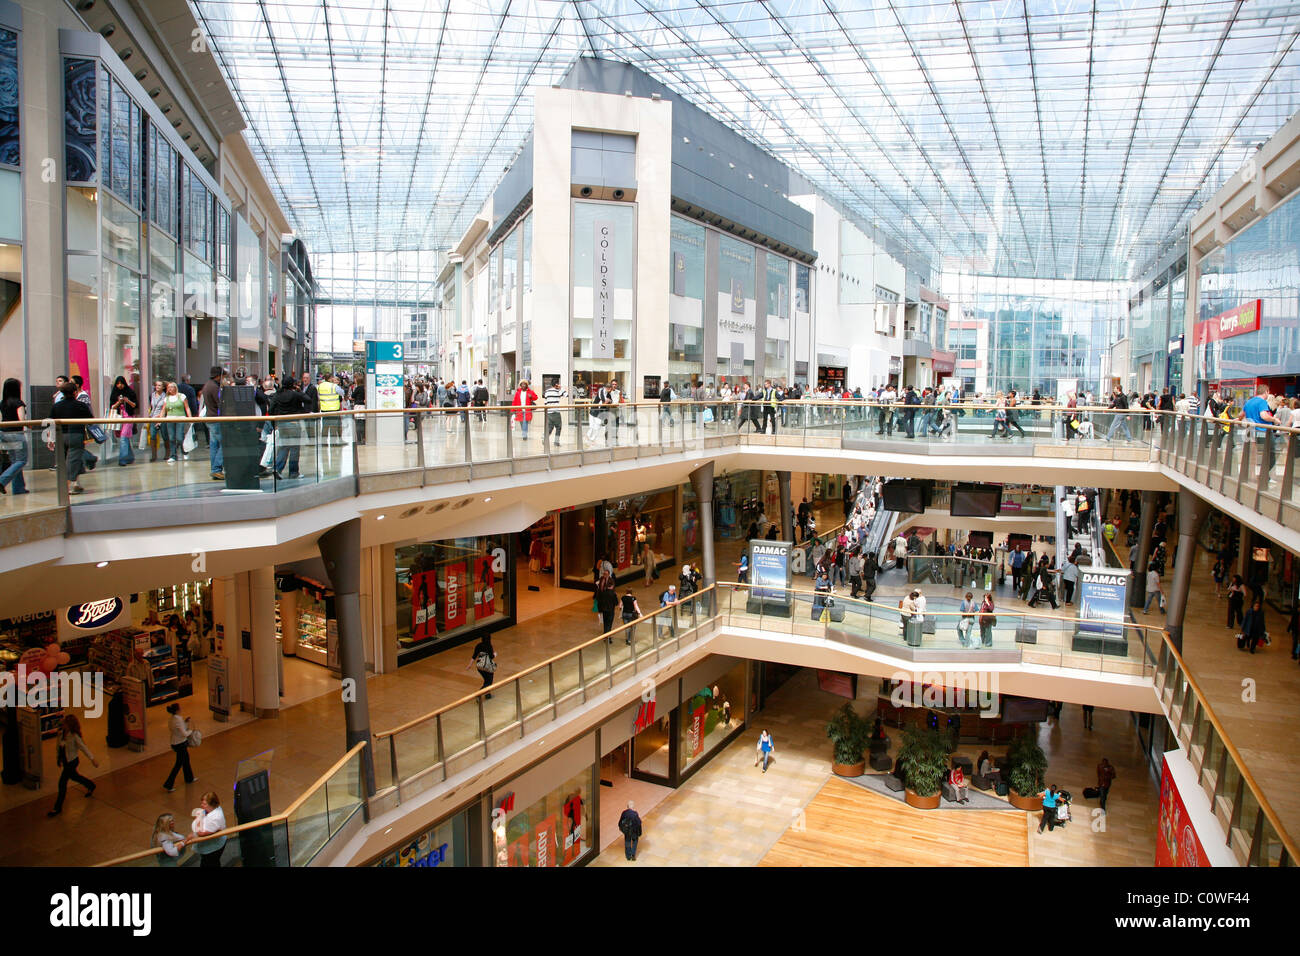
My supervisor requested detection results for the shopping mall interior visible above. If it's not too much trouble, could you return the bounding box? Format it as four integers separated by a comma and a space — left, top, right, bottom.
3, 0, 1300, 880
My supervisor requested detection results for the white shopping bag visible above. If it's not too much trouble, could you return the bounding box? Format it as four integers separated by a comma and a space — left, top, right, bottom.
341, 416, 355, 444
259, 441, 275, 470
182, 426, 197, 454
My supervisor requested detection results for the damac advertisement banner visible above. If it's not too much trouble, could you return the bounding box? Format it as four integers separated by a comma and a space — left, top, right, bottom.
440, 562, 467, 631
1157, 756, 1212, 868
410, 571, 438, 642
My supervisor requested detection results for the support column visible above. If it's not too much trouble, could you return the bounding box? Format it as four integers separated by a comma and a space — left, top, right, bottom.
1130, 490, 1158, 606
777, 471, 793, 542
1165, 490, 1211, 651
1054, 486, 1067, 564
319, 518, 376, 794
209, 576, 235, 721
250, 567, 279, 718
689, 461, 716, 588
235, 572, 254, 714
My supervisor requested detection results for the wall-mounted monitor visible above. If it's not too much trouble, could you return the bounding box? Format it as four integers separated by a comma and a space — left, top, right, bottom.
950, 483, 1003, 518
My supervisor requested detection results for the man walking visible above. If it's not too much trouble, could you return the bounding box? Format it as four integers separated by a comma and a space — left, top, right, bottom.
1105, 385, 1134, 441
618, 801, 642, 861
543, 381, 565, 448
1096, 758, 1116, 813
201, 365, 225, 480
761, 380, 778, 435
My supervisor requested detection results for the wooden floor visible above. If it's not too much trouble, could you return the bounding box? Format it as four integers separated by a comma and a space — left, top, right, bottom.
760, 777, 1029, 867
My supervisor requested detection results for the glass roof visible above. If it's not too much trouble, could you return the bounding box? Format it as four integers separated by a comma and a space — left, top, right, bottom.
191, 0, 1300, 280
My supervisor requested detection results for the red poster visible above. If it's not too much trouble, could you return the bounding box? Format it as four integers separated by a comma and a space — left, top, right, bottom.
1156, 757, 1212, 868
616, 520, 632, 570
410, 571, 438, 642
440, 562, 467, 631
507, 833, 531, 868
68, 339, 90, 387
690, 704, 707, 758
475, 556, 497, 618
534, 814, 558, 868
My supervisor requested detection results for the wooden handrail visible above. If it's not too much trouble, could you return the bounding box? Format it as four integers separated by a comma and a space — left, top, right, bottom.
93, 740, 369, 867
1159, 632, 1300, 863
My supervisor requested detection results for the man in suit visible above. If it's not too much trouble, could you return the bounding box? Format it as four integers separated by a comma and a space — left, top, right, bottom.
299, 371, 319, 413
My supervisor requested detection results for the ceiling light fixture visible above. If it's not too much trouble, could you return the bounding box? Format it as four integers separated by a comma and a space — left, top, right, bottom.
96, 561, 109, 568
376, 514, 386, 520
483, 496, 492, 502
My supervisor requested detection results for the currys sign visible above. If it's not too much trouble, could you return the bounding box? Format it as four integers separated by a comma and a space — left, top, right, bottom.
1192, 299, 1262, 346
63, 598, 128, 634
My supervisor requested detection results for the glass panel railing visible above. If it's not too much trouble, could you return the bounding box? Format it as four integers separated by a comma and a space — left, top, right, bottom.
0, 423, 64, 513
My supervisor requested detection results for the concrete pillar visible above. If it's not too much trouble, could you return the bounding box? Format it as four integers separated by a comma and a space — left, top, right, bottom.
17, 0, 68, 391
319, 518, 376, 794
688, 461, 716, 588
1130, 490, 1158, 606
1054, 486, 1067, 563
1166, 490, 1211, 651
279, 589, 298, 655
777, 470, 793, 542
235, 572, 255, 713
209, 575, 235, 720
250, 567, 279, 718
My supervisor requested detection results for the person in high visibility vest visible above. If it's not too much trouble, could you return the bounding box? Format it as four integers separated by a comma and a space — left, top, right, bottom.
318, 373, 343, 447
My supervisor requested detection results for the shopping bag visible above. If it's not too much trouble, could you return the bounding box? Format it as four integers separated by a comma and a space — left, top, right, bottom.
182, 426, 197, 454
138, 426, 149, 450
259, 441, 274, 470
341, 416, 355, 444
87, 423, 107, 444
702, 407, 714, 424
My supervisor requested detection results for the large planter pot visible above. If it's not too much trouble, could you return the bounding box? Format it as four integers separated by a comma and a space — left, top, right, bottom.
905, 788, 941, 810
1008, 789, 1043, 811
832, 758, 866, 778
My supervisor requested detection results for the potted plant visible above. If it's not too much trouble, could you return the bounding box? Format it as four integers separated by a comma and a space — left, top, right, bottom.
898, 726, 949, 809
825, 702, 871, 777
1006, 731, 1047, 811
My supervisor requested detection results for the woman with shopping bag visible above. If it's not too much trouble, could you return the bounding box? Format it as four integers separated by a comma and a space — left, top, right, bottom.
109, 376, 138, 465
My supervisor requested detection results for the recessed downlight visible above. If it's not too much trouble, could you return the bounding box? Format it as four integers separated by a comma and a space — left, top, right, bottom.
96, 561, 109, 568
376, 514, 386, 521
483, 496, 492, 503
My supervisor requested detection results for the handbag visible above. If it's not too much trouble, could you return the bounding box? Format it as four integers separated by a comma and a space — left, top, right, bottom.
474, 651, 496, 673
87, 423, 107, 444
187, 729, 203, 747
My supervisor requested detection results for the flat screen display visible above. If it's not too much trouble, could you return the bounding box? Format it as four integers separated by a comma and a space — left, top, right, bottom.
882, 480, 929, 514
950, 483, 1002, 518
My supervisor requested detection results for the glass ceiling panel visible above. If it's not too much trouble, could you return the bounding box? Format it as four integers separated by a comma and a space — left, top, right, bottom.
190, 0, 1300, 280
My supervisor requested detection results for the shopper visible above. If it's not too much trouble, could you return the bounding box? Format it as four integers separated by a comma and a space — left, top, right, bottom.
0, 378, 29, 495
511, 380, 538, 440
201, 366, 225, 479
109, 375, 138, 465
1082, 703, 1095, 730
151, 812, 188, 866
948, 764, 971, 803
1037, 785, 1059, 833
269, 378, 311, 479
1061, 556, 1080, 605
47, 715, 97, 816
48, 381, 93, 496
1241, 598, 1267, 654
162, 382, 189, 461
620, 589, 641, 645
958, 591, 978, 647
543, 381, 566, 447
978, 592, 996, 647
191, 791, 227, 867
755, 729, 775, 773
1226, 574, 1246, 629
597, 577, 619, 639
470, 634, 498, 699
618, 801, 643, 861
1143, 565, 1165, 614
163, 702, 196, 792
735, 552, 749, 584
1096, 758, 1117, 813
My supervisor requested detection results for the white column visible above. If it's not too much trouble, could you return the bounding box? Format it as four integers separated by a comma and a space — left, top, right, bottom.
235, 571, 254, 713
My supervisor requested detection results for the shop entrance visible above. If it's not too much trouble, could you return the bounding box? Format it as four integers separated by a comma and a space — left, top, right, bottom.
516, 513, 587, 623
817, 365, 847, 389
598, 740, 671, 854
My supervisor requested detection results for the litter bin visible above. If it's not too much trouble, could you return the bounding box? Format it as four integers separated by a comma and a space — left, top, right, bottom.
904, 618, 924, 647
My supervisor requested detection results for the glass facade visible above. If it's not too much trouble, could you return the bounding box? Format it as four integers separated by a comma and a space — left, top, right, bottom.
559, 488, 676, 586
668, 216, 705, 385
235, 212, 262, 375
395, 535, 513, 661
1197, 193, 1300, 385
717, 233, 756, 385
494, 766, 593, 868
765, 252, 791, 383
940, 271, 1126, 398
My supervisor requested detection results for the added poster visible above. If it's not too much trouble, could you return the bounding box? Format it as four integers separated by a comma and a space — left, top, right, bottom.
440, 561, 467, 631
410, 570, 438, 642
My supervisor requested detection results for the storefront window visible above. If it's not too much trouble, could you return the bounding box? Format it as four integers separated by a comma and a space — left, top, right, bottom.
235, 212, 262, 376
494, 768, 593, 867
396, 535, 512, 659
765, 252, 791, 383
669, 216, 705, 385
681, 481, 702, 562
374, 812, 468, 867
679, 661, 746, 775
717, 234, 756, 386
572, 201, 634, 393
502, 228, 518, 323
560, 490, 677, 586
150, 229, 178, 385
633, 713, 671, 778
102, 259, 141, 405
101, 189, 140, 270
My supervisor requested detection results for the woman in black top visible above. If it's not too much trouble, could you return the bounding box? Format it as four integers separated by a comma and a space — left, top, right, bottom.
619, 590, 641, 645
596, 581, 619, 639
0, 378, 29, 495
109, 376, 138, 466
469, 636, 497, 698
270, 380, 310, 479
1226, 575, 1246, 629
1241, 599, 1267, 654
351, 376, 366, 445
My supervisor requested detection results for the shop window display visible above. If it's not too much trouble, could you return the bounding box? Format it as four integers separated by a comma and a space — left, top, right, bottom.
494, 769, 592, 867
679, 662, 746, 775
560, 490, 676, 586
396, 535, 513, 659
374, 812, 467, 867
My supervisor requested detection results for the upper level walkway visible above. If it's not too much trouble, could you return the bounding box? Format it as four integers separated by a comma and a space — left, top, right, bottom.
3, 401, 1293, 616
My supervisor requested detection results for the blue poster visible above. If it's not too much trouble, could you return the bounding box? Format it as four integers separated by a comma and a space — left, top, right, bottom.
749, 540, 791, 608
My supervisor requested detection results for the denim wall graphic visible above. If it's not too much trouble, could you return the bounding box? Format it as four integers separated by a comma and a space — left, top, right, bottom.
0, 31, 19, 168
